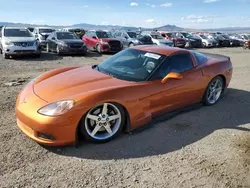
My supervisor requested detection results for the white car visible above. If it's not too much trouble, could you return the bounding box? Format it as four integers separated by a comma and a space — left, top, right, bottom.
0, 26, 40, 59
140, 31, 174, 46
33, 27, 55, 48
195, 34, 218, 48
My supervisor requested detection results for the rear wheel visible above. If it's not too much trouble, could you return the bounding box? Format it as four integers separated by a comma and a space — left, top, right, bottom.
79, 103, 125, 143
203, 76, 224, 106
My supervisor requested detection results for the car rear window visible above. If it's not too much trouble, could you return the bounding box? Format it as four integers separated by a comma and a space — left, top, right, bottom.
192, 51, 208, 65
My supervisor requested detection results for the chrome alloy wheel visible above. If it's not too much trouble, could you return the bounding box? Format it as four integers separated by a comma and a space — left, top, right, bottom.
85, 103, 122, 140
206, 78, 223, 104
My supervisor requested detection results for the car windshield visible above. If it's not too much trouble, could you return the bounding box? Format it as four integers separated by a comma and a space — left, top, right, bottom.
57, 32, 78, 40
96, 31, 112, 38
151, 33, 164, 39
96, 48, 166, 82
39, 29, 55, 33
181, 33, 193, 38
200, 35, 209, 39
4, 28, 32, 37
127, 32, 137, 38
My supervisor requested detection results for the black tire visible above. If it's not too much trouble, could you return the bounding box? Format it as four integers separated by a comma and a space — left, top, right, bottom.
96, 44, 101, 54
56, 45, 61, 55
3, 52, 9, 59
202, 42, 206, 48
79, 103, 126, 143
203, 76, 224, 106
129, 43, 135, 47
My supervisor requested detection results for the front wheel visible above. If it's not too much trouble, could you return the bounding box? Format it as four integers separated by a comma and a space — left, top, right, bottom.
79, 103, 125, 143
46, 43, 51, 53
203, 76, 224, 106
56, 45, 61, 55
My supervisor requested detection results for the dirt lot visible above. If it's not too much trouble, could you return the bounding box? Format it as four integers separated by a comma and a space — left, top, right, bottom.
0, 48, 250, 188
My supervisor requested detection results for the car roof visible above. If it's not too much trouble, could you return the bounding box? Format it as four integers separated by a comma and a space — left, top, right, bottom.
131, 45, 189, 56
4, 27, 28, 29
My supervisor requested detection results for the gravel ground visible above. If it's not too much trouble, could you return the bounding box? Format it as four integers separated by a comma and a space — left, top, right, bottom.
0, 48, 249, 188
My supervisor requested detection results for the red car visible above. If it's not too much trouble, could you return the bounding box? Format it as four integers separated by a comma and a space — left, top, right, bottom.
158, 31, 186, 48
82, 30, 123, 53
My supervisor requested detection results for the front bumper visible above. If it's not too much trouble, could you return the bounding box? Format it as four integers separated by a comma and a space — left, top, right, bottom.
16, 84, 78, 146
58, 45, 87, 54
3, 45, 40, 56
101, 44, 122, 53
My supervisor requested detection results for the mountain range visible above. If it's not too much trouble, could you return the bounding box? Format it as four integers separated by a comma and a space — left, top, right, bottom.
0, 22, 250, 33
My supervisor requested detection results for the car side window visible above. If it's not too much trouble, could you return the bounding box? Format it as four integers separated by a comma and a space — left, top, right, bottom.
150, 53, 194, 80
191, 51, 208, 65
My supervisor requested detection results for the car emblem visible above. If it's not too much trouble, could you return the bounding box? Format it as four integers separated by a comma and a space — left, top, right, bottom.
20, 97, 27, 104
21, 43, 27, 47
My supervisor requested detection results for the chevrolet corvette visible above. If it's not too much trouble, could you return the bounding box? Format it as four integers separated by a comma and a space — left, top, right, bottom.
16, 45, 233, 146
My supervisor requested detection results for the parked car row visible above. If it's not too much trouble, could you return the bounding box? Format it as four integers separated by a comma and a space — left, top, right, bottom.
1, 25, 250, 59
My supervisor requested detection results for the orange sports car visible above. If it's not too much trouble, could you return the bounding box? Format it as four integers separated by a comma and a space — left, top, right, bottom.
16, 45, 233, 146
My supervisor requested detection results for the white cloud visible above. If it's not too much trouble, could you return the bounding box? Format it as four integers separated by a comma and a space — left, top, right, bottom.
160, 3, 173, 7
101, 21, 109, 25
181, 15, 215, 23
145, 19, 155, 23
203, 0, 219, 3
151, 4, 156, 8
83, 5, 89, 8
130, 2, 138, 6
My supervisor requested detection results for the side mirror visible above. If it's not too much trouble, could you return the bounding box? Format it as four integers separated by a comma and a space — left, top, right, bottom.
92, 36, 97, 39
124, 36, 128, 39
161, 72, 182, 84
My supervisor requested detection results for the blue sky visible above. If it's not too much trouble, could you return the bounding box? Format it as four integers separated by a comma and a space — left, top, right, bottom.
0, 0, 250, 29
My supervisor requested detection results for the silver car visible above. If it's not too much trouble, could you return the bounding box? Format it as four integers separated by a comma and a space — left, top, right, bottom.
196, 34, 218, 48
33, 27, 55, 48
0, 27, 40, 59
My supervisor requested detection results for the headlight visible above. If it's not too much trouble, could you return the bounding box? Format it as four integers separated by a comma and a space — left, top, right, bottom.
100, 39, 108, 45
190, 39, 195, 42
5, 40, 13, 45
38, 100, 74, 116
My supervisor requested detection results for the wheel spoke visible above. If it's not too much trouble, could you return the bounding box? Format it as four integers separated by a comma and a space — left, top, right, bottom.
86, 114, 99, 121
104, 123, 113, 135
102, 103, 108, 115
213, 80, 219, 88
108, 114, 120, 121
91, 124, 101, 136
215, 87, 222, 93
212, 92, 216, 101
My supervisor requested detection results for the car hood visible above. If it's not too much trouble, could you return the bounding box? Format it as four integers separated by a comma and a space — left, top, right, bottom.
5, 37, 36, 42
33, 66, 133, 102
58, 39, 83, 44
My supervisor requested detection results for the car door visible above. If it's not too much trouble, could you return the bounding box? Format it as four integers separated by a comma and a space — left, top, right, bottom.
141, 52, 204, 117
50, 32, 57, 51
